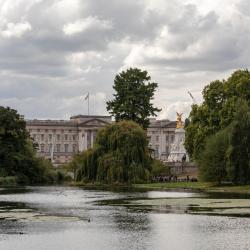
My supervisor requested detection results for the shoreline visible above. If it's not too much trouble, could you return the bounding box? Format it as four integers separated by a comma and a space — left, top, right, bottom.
73, 182, 250, 195
1, 180, 250, 195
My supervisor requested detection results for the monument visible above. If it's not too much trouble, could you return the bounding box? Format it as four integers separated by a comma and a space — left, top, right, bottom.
167, 112, 189, 162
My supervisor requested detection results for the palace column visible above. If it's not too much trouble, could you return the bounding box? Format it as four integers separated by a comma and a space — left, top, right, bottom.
91, 130, 94, 147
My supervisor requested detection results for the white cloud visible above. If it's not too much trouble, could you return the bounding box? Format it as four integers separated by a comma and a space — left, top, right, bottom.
0, 0, 250, 120
63, 16, 112, 36
0, 21, 31, 38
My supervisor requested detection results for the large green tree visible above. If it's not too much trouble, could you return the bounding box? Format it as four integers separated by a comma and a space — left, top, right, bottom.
75, 120, 152, 184
107, 68, 161, 129
198, 128, 230, 184
0, 106, 55, 183
0, 106, 29, 175
227, 100, 250, 184
185, 69, 250, 160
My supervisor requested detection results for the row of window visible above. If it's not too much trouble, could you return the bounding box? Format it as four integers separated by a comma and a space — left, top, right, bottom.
38, 144, 78, 153
148, 134, 175, 142
29, 129, 76, 133
32, 134, 78, 141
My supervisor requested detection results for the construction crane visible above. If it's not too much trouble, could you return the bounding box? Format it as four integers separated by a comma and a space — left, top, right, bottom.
187, 91, 197, 104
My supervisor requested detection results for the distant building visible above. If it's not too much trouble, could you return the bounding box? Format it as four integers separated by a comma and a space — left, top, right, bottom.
147, 119, 176, 161
26, 115, 176, 166
26, 115, 112, 166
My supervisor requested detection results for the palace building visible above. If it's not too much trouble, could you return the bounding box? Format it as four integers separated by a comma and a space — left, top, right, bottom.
147, 119, 176, 161
26, 115, 112, 166
26, 115, 176, 166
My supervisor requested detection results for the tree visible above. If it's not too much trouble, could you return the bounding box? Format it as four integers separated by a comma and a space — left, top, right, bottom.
198, 128, 230, 184
75, 120, 152, 184
185, 69, 250, 160
0, 106, 29, 175
0, 106, 55, 183
107, 68, 161, 129
227, 100, 250, 184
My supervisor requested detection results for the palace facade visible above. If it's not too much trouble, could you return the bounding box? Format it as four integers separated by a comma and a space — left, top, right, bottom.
26, 115, 176, 166
147, 119, 176, 161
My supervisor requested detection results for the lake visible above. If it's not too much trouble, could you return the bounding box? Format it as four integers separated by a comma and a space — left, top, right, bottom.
0, 186, 249, 250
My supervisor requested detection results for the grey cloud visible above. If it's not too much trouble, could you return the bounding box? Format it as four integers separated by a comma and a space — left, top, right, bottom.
0, 0, 249, 120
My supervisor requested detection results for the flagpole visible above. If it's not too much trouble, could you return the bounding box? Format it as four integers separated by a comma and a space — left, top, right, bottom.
88, 93, 89, 116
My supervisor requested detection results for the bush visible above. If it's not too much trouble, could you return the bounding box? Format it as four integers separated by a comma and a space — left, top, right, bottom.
151, 160, 170, 176
198, 128, 230, 184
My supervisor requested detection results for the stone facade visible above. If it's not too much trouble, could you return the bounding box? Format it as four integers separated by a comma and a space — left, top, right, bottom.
26, 116, 176, 165
26, 115, 112, 166
147, 119, 176, 161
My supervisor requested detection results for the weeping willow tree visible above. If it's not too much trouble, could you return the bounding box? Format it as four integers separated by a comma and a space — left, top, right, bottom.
75, 120, 152, 184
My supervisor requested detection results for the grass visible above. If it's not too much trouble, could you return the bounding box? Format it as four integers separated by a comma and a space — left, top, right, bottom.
133, 182, 250, 194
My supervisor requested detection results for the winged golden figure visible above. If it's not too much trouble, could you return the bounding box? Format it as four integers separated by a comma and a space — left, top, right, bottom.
176, 112, 184, 129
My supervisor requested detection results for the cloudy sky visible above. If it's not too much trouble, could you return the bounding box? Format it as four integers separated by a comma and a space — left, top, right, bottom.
0, 0, 250, 120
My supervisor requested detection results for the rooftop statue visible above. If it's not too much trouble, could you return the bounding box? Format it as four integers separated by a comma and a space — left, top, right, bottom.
176, 112, 184, 129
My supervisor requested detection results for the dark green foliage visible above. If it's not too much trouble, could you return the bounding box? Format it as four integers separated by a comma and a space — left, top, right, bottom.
151, 160, 170, 176
198, 129, 230, 184
0, 106, 56, 184
0, 106, 29, 175
75, 120, 152, 184
185, 69, 250, 160
186, 70, 250, 184
107, 68, 161, 129
227, 101, 250, 184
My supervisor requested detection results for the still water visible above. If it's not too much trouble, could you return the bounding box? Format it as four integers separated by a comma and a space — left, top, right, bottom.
0, 186, 249, 250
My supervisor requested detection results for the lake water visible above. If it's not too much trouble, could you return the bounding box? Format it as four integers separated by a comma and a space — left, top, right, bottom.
0, 186, 249, 250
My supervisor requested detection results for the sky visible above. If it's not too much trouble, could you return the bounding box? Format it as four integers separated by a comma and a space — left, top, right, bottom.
0, 0, 250, 120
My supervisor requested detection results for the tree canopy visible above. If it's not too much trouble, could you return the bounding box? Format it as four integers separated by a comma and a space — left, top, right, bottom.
0, 106, 56, 183
75, 120, 152, 184
185, 69, 250, 160
107, 68, 161, 129
185, 70, 250, 184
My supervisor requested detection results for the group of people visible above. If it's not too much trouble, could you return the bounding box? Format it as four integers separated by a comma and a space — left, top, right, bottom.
153, 175, 198, 182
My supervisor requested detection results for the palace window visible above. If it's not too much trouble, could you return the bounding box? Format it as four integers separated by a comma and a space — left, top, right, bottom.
64, 134, 68, 141
165, 146, 169, 156
57, 134, 60, 141
49, 134, 52, 141
72, 144, 77, 153
171, 134, 175, 142
165, 135, 169, 142
41, 134, 44, 141
156, 136, 159, 142
64, 144, 68, 153
56, 144, 60, 153
40, 144, 45, 153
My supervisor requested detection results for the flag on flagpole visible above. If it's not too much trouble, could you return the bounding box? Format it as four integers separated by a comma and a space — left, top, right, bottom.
84, 92, 89, 100
82, 92, 90, 115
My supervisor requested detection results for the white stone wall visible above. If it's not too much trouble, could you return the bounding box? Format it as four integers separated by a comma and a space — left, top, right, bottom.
26, 115, 111, 166
26, 116, 176, 165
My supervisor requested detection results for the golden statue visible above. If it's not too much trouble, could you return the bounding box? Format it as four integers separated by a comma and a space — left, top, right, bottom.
176, 112, 184, 129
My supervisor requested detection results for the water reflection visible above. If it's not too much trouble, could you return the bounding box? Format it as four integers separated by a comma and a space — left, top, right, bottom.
0, 186, 249, 250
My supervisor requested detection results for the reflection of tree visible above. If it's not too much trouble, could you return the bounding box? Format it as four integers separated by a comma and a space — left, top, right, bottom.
112, 209, 153, 249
